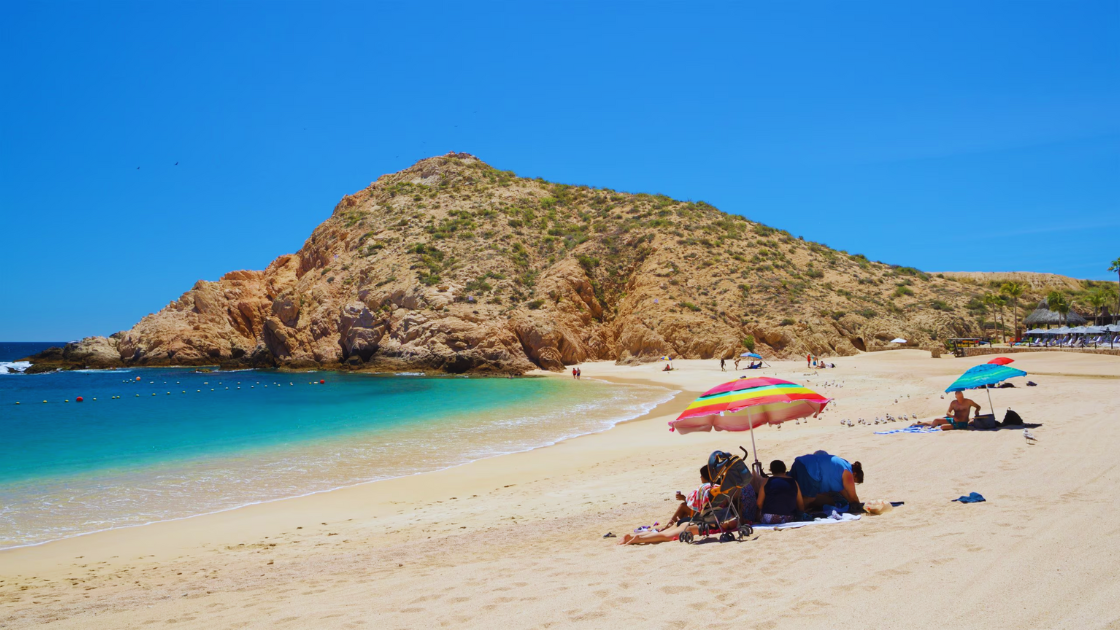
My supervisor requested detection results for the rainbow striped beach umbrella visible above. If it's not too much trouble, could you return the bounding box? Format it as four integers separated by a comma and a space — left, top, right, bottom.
670, 377, 831, 466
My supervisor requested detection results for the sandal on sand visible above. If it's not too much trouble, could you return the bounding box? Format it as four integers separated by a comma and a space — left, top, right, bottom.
603, 532, 616, 538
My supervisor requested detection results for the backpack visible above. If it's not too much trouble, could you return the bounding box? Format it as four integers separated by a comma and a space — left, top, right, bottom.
1001, 409, 1024, 426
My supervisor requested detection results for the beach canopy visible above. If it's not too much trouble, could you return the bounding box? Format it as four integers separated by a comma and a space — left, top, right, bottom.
890, 338, 907, 344
740, 352, 763, 359
987, 357, 1015, 366
670, 377, 831, 468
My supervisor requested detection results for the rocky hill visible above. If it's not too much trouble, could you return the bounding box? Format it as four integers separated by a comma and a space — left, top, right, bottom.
29, 153, 1076, 374
936, 272, 1086, 293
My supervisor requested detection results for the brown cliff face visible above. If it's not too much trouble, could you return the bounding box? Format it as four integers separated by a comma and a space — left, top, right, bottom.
29, 153, 1087, 373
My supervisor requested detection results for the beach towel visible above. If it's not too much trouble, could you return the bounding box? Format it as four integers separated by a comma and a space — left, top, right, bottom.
875, 427, 941, 435
685, 483, 712, 511
952, 492, 986, 503
752, 513, 861, 531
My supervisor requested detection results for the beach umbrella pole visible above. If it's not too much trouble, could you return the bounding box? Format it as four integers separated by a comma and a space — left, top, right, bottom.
747, 408, 762, 475
985, 387, 995, 417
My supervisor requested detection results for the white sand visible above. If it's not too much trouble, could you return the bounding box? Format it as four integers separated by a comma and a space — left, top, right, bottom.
3, 350, 1119, 629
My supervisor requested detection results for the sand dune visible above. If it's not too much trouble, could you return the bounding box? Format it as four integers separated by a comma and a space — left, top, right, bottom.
2, 350, 1118, 629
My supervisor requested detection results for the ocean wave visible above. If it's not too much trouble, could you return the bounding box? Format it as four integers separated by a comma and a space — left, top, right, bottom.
0, 361, 30, 375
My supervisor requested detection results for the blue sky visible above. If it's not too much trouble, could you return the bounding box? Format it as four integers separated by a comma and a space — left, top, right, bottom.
1, 1, 1117, 341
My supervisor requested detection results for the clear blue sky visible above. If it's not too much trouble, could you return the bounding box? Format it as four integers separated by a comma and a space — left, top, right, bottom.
1, 1, 1117, 341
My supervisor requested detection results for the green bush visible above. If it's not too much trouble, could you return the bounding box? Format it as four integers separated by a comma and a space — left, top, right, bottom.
894, 286, 914, 298
577, 254, 600, 273
780, 318, 796, 326
742, 335, 756, 352
679, 301, 701, 312
527, 299, 545, 310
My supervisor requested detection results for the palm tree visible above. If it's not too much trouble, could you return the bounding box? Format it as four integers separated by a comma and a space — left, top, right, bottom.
1045, 290, 1065, 326
982, 293, 1001, 340
1000, 282, 1025, 342
1110, 258, 1120, 322
1053, 296, 1072, 327
1086, 290, 1108, 325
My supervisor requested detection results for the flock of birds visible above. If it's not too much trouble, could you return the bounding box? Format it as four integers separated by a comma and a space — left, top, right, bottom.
838, 412, 920, 428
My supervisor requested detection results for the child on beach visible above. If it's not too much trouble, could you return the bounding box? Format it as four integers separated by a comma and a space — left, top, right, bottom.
659, 466, 712, 531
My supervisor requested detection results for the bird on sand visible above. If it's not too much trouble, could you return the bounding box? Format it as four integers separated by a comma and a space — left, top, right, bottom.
1023, 429, 1038, 445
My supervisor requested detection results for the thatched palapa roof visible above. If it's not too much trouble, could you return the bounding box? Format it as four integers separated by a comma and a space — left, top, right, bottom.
1023, 298, 1087, 326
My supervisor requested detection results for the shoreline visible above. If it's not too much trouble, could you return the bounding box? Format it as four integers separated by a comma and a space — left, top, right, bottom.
4, 351, 1119, 629
0, 371, 679, 552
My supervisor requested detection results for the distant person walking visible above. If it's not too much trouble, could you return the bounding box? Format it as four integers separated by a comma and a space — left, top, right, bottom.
806, 353, 811, 368
720, 358, 726, 372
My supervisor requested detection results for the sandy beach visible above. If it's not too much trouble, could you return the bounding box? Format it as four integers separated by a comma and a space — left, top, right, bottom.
3, 350, 1119, 629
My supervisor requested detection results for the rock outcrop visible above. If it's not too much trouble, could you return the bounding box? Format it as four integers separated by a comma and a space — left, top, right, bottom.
28, 153, 1088, 374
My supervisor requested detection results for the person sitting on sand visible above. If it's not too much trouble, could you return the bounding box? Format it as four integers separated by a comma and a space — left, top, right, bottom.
662, 363, 672, 372
912, 391, 981, 431
660, 466, 712, 530
789, 451, 863, 511
756, 460, 804, 524
619, 509, 738, 545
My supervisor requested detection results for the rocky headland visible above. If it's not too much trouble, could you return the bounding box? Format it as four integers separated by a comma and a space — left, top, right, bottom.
25, 153, 1103, 374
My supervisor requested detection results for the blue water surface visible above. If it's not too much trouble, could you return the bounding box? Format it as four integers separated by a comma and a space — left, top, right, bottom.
0, 368, 575, 483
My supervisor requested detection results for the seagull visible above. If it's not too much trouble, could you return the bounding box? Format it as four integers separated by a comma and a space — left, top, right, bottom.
1024, 429, 1038, 445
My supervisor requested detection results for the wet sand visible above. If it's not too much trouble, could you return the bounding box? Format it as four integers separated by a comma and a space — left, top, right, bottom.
3, 350, 1118, 629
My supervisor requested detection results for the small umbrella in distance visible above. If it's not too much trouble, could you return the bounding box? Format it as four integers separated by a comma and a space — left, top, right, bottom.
669, 377, 831, 472
987, 357, 1015, 366
946, 364, 1027, 417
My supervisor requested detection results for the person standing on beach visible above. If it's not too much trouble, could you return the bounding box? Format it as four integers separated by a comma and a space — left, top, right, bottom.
720, 358, 726, 372
807, 353, 812, 368
734, 357, 741, 371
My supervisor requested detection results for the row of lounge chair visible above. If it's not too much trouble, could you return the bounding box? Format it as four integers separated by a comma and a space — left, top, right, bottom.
1017, 335, 1119, 348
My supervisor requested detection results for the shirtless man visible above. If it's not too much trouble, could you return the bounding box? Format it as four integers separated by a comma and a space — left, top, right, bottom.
913, 391, 982, 430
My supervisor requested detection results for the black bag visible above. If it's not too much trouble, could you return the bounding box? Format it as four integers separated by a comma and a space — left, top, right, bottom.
1001, 409, 1024, 426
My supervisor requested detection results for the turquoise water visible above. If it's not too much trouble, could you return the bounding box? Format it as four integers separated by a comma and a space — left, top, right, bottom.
0, 367, 673, 548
